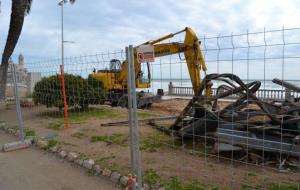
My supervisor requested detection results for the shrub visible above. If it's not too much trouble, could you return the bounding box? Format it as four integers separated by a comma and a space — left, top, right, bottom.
32, 74, 105, 110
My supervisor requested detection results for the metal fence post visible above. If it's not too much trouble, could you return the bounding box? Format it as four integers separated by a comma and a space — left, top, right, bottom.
11, 64, 25, 142
126, 45, 143, 189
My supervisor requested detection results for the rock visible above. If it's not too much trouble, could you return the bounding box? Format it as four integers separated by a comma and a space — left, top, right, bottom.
58, 150, 67, 158
93, 165, 102, 175
158, 187, 165, 190
83, 159, 95, 170
4, 125, 9, 132
67, 152, 79, 162
50, 146, 58, 153
102, 168, 112, 177
8, 128, 16, 135
37, 140, 48, 149
110, 172, 121, 183
0, 122, 5, 129
14, 130, 20, 137
74, 159, 84, 166
120, 176, 129, 186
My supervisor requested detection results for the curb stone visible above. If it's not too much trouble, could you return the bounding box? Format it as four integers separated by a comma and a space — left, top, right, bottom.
58, 150, 67, 158
93, 165, 102, 175
83, 159, 95, 170
50, 146, 58, 153
0, 122, 5, 129
110, 171, 121, 183
120, 175, 129, 186
102, 168, 112, 177
74, 159, 84, 166
37, 140, 48, 149
67, 152, 79, 162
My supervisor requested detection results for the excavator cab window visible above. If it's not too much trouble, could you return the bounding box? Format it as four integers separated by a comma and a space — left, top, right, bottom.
139, 62, 151, 84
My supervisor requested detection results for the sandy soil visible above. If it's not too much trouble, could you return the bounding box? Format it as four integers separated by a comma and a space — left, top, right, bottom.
1, 100, 299, 189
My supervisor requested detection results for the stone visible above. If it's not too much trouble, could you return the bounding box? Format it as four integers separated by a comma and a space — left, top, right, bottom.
4, 125, 9, 132
67, 152, 79, 162
74, 159, 84, 166
83, 159, 95, 170
8, 128, 16, 135
110, 172, 121, 184
14, 130, 20, 137
50, 146, 58, 153
0, 122, 5, 129
120, 176, 129, 186
58, 150, 67, 158
93, 165, 102, 175
37, 140, 48, 149
102, 168, 112, 177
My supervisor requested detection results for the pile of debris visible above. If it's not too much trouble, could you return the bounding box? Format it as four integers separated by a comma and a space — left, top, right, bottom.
170, 73, 300, 167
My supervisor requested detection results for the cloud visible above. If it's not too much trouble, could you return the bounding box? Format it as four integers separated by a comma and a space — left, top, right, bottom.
1, 0, 300, 80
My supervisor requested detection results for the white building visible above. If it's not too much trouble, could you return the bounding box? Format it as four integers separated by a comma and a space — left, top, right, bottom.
6, 54, 41, 97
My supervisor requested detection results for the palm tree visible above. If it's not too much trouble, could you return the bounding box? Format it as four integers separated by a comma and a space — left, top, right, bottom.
0, 0, 32, 101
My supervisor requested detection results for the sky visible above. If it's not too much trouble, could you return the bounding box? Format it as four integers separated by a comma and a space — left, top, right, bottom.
1, 0, 300, 80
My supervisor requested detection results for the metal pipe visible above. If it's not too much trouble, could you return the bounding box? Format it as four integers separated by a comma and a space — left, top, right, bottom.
11, 64, 25, 142
127, 45, 143, 189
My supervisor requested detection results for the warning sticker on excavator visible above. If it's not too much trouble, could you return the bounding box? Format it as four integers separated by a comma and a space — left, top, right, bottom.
137, 45, 155, 63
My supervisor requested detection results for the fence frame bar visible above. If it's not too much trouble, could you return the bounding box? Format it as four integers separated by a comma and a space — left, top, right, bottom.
126, 45, 142, 189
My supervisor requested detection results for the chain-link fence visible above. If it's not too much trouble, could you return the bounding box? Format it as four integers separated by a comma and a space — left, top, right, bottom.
1, 27, 300, 189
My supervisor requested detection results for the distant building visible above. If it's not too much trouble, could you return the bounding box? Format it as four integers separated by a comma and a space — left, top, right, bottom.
27, 72, 42, 94
6, 54, 42, 98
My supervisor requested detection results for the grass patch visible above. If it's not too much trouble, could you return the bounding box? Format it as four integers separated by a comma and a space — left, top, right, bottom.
45, 139, 59, 150
47, 122, 62, 130
71, 132, 85, 139
96, 155, 116, 165
59, 141, 77, 147
164, 177, 215, 190
144, 172, 219, 190
144, 169, 162, 189
68, 107, 122, 123
95, 155, 129, 173
269, 184, 299, 190
137, 111, 156, 118
80, 128, 96, 132
91, 134, 127, 146
141, 133, 172, 152
244, 172, 257, 179
25, 128, 35, 136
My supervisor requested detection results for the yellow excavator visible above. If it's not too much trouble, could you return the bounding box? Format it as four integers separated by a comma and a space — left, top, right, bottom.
91, 27, 210, 108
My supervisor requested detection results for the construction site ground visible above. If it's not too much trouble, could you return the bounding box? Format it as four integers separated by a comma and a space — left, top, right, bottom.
1, 99, 299, 189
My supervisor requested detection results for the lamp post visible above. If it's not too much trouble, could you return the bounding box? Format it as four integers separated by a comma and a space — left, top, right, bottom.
58, 0, 76, 65
58, 0, 74, 129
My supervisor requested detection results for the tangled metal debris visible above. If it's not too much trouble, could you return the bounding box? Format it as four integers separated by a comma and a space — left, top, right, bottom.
170, 73, 300, 167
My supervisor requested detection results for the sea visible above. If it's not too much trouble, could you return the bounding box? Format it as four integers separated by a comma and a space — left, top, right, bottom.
144, 79, 300, 94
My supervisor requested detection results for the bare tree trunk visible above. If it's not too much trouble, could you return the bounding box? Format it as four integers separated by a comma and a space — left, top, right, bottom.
0, 0, 27, 101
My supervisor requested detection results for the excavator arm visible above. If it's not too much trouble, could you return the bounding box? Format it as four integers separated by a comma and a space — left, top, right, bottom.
133, 27, 208, 95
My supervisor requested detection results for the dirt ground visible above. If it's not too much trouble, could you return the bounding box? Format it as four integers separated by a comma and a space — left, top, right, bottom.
1, 99, 299, 190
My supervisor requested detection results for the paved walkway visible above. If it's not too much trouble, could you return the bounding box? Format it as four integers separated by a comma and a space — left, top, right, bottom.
0, 131, 119, 190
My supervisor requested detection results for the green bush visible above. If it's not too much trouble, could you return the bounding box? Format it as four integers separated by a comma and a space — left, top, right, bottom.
32, 74, 105, 109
